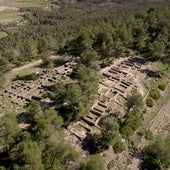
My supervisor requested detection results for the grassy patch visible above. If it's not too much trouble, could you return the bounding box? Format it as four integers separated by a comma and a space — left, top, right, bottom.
146, 98, 154, 107
0, 0, 48, 8
120, 113, 142, 137
0, 95, 22, 115
149, 88, 160, 100
0, 31, 8, 39
137, 129, 145, 136
112, 136, 125, 153
15, 73, 38, 81
0, 0, 48, 24
7, 66, 42, 81
144, 130, 153, 140
158, 62, 169, 71
158, 83, 166, 91
0, 10, 22, 24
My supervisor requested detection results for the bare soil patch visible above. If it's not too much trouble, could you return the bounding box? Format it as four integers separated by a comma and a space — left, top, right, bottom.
11, 55, 61, 74
0, 6, 19, 11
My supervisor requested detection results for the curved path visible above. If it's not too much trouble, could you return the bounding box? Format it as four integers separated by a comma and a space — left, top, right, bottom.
11, 55, 61, 73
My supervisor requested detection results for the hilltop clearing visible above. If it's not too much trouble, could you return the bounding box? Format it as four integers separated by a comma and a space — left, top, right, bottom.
0, 0, 48, 24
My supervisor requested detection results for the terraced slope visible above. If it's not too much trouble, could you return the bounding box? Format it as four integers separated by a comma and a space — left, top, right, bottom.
66, 55, 148, 148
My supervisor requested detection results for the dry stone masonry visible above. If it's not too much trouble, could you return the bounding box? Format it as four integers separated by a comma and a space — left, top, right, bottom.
67, 56, 148, 143
0, 55, 148, 150
0, 60, 77, 108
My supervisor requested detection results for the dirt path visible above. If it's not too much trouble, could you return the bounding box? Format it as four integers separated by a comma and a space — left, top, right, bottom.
11, 55, 61, 73
0, 6, 19, 11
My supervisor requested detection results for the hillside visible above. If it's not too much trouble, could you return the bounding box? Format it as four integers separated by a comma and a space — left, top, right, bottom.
0, 0, 170, 169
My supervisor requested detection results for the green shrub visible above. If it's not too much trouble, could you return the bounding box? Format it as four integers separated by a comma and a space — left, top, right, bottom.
145, 130, 153, 140
120, 125, 133, 137
141, 136, 170, 169
158, 83, 166, 91
129, 140, 138, 150
41, 58, 54, 68
120, 113, 142, 137
15, 73, 38, 81
149, 88, 160, 100
85, 154, 104, 170
112, 139, 125, 153
137, 129, 145, 136
146, 98, 154, 107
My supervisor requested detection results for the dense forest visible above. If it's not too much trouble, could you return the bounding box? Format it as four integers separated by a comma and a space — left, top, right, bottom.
0, 0, 170, 81
0, 0, 170, 169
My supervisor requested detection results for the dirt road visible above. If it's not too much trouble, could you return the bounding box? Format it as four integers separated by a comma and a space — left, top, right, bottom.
11, 55, 61, 73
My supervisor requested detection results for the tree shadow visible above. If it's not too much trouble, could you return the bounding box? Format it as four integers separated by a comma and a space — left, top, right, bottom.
17, 112, 28, 124
82, 133, 108, 154
129, 57, 147, 65
140, 68, 162, 78
0, 151, 10, 167
99, 62, 112, 68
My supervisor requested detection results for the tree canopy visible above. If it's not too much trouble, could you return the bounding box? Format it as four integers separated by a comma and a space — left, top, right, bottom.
141, 136, 170, 170
126, 90, 144, 112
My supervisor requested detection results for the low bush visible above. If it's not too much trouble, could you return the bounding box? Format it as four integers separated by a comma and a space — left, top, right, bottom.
112, 138, 125, 153
146, 98, 154, 107
120, 125, 133, 137
129, 140, 138, 150
145, 130, 153, 140
141, 136, 170, 170
149, 88, 160, 100
41, 58, 54, 68
120, 113, 142, 137
137, 129, 145, 136
15, 73, 38, 81
158, 83, 166, 91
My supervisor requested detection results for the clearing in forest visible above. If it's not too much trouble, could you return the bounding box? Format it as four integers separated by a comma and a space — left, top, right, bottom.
0, 54, 169, 170
0, 0, 48, 24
